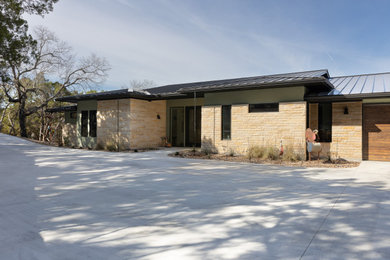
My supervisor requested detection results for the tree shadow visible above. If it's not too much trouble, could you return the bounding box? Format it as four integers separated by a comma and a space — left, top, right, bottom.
1, 133, 390, 259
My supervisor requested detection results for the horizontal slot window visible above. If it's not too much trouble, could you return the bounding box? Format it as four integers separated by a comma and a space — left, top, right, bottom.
249, 103, 279, 112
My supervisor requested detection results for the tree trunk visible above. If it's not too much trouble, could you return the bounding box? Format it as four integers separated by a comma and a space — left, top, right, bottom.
0, 103, 10, 132
19, 98, 28, 137
39, 108, 44, 141
8, 111, 16, 135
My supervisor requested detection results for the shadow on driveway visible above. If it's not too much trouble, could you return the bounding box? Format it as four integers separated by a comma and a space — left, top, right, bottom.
0, 133, 389, 259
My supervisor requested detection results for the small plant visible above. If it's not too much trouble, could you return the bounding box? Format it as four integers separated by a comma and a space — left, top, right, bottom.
105, 141, 118, 152
96, 142, 105, 150
282, 147, 302, 162
202, 146, 213, 155
247, 145, 265, 159
63, 137, 71, 147
227, 148, 235, 157
264, 146, 279, 160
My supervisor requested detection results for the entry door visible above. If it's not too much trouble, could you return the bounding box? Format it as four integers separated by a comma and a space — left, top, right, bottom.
171, 107, 185, 147
186, 106, 201, 147
363, 104, 390, 161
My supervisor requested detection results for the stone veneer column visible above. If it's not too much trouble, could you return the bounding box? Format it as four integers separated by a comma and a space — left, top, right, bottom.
330, 101, 362, 161
97, 99, 131, 149
129, 99, 166, 148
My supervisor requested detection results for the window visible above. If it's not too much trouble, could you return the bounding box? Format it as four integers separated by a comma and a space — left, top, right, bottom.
318, 103, 332, 142
221, 105, 231, 140
89, 110, 97, 137
249, 103, 279, 112
81, 111, 89, 137
70, 112, 77, 119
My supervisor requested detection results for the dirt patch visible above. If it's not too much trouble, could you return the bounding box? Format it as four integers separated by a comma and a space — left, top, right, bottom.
169, 150, 360, 168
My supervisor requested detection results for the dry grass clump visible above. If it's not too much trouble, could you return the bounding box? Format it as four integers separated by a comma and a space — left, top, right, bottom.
247, 145, 279, 160
282, 147, 303, 162
248, 145, 302, 162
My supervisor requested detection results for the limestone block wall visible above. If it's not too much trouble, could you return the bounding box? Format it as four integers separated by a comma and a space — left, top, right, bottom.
97, 99, 131, 149
202, 102, 307, 156
308, 101, 362, 161
62, 123, 77, 147
330, 102, 362, 161
129, 99, 166, 148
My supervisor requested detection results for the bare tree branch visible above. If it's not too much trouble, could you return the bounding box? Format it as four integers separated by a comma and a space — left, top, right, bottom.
1, 26, 111, 136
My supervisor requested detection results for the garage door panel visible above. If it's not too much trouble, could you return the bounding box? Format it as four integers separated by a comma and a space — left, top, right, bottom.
363, 105, 390, 161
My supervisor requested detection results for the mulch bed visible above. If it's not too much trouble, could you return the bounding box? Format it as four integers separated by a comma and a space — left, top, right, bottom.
169, 150, 360, 168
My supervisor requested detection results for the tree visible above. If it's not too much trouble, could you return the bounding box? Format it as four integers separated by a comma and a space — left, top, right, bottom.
1, 27, 110, 137
0, 88, 10, 132
128, 79, 156, 91
0, 0, 58, 82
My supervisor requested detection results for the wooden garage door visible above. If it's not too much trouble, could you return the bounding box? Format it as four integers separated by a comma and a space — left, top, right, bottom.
363, 104, 390, 161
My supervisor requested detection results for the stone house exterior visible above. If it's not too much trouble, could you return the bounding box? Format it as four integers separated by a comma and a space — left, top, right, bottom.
54, 69, 390, 161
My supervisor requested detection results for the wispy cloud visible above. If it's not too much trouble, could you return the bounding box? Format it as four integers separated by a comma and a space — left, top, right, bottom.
25, 0, 390, 89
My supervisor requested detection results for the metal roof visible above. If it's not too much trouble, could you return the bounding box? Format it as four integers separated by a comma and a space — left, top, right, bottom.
56, 69, 390, 103
56, 69, 331, 102
146, 69, 330, 94
328, 72, 390, 95
56, 89, 160, 103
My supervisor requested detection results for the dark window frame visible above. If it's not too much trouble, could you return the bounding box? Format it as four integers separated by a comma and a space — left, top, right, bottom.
89, 110, 97, 137
318, 103, 332, 142
81, 111, 89, 137
70, 112, 77, 119
249, 103, 279, 113
221, 105, 231, 140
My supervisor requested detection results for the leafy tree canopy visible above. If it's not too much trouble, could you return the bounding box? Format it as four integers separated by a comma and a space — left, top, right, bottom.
0, 0, 58, 82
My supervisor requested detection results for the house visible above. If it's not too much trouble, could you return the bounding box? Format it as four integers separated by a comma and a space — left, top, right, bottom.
54, 69, 390, 161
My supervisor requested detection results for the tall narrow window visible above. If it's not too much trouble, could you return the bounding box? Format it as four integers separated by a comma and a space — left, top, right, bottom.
81, 111, 88, 137
318, 103, 332, 142
221, 105, 231, 140
89, 110, 97, 137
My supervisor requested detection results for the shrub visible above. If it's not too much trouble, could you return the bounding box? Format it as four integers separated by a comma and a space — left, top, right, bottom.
282, 147, 302, 162
202, 146, 213, 155
264, 146, 279, 160
248, 145, 281, 160
63, 137, 71, 147
96, 142, 105, 150
247, 145, 265, 159
106, 141, 118, 152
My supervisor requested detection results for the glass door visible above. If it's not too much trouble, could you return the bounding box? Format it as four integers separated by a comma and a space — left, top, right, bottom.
186, 106, 201, 147
170, 107, 185, 146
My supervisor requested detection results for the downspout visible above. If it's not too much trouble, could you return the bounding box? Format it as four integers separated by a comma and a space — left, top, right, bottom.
117, 99, 120, 151
194, 91, 196, 147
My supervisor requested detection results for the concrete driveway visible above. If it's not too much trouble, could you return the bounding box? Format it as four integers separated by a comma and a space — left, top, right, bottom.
0, 133, 390, 259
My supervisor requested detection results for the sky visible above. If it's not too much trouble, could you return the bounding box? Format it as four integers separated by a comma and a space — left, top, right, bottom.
26, 0, 390, 90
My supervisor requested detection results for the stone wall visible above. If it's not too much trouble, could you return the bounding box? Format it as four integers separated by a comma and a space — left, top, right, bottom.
129, 99, 166, 148
62, 123, 77, 147
202, 102, 307, 156
331, 102, 362, 161
97, 99, 131, 150
308, 101, 362, 161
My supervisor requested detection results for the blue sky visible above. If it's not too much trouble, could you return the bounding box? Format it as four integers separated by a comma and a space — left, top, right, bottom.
26, 0, 390, 90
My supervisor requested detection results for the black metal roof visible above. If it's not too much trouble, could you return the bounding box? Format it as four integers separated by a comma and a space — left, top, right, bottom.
146, 69, 330, 94
55, 69, 390, 104
56, 89, 163, 103
57, 69, 331, 102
